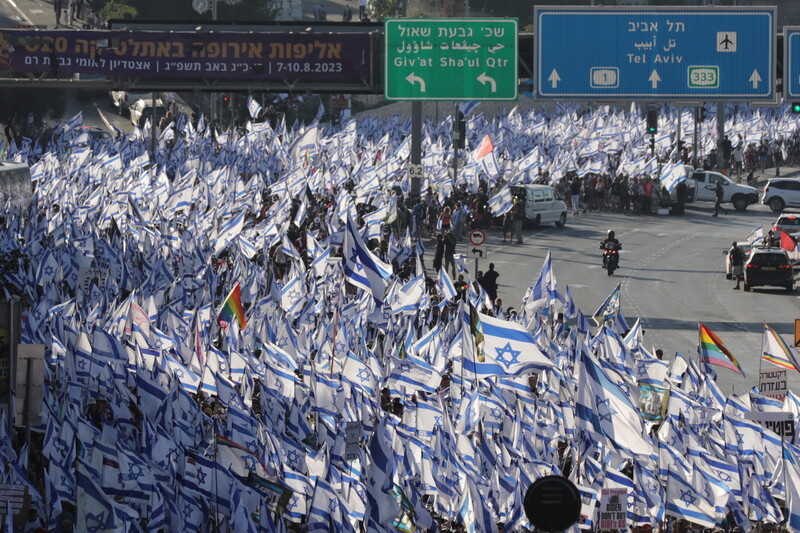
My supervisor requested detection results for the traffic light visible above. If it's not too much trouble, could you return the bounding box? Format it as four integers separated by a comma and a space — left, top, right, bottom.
649, 137, 655, 153
454, 111, 466, 149
222, 95, 229, 103
697, 106, 706, 122
792, 103, 800, 114
646, 109, 658, 134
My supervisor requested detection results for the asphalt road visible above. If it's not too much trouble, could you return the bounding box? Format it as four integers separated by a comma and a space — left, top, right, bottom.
458, 177, 800, 396
3, 0, 799, 399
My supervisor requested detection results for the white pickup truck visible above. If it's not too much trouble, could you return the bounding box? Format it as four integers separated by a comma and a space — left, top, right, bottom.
687, 168, 759, 211
110, 91, 156, 116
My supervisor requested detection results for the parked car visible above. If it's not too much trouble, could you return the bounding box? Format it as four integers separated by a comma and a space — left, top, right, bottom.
509, 184, 568, 228
689, 169, 759, 210
73, 126, 113, 147
762, 178, 800, 212
771, 213, 800, 241
129, 98, 167, 127
743, 247, 795, 292
111, 91, 153, 117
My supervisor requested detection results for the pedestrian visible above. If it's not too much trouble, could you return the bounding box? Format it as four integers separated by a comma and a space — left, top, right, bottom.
570, 175, 581, 215
721, 134, 732, 171
502, 211, 513, 243
482, 262, 499, 301
53, 0, 63, 27
733, 135, 744, 179
432, 233, 444, 272
358, 0, 367, 20
312, 3, 326, 20
439, 206, 451, 233
342, 3, 352, 21
729, 241, 744, 290
66, 0, 76, 26
513, 199, 524, 244
711, 179, 727, 217
443, 230, 457, 277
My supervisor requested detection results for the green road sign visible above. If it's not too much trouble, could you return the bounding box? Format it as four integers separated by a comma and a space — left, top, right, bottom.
384, 18, 518, 101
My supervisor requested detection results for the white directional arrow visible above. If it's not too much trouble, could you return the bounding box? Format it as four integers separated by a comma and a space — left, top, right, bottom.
749, 69, 762, 89
548, 69, 561, 88
477, 72, 497, 93
648, 69, 661, 89
405, 72, 426, 93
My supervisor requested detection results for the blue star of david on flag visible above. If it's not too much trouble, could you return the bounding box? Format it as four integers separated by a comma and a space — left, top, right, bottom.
286, 450, 300, 466
679, 489, 696, 507
242, 455, 258, 472
596, 396, 617, 422
349, 249, 364, 272
85, 512, 107, 533
127, 464, 144, 481
357, 368, 371, 383
494, 342, 521, 369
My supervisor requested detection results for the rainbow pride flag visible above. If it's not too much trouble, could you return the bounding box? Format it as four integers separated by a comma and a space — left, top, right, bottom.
699, 323, 744, 377
761, 323, 800, 371
218, 281, 246, 330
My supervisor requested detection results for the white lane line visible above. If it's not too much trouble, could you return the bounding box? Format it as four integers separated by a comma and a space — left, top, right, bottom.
4, 0, 34, 25
93, 103, 115, 134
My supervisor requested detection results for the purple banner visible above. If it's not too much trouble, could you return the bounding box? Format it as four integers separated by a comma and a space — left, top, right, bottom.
0, 29, 370, 81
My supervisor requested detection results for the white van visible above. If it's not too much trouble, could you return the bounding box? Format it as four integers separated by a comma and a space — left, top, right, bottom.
509, 184, 568, 228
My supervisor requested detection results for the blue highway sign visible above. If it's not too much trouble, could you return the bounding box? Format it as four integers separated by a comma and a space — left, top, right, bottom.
785, 27, 800, 100
534, 7, 776, 101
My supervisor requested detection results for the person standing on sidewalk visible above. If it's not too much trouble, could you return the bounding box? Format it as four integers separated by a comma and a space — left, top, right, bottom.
570, 175, 581, 215
53, 0, 63, 27
358, 0, 367, 20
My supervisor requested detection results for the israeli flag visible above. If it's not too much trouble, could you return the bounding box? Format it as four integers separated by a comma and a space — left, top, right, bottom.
487, 186, 514, 216
247, 96, 262, 119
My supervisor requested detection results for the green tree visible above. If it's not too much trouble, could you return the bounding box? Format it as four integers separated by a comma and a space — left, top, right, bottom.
121, 0, 279, 21
368, 0, 400, 22
98, 0, 138, 21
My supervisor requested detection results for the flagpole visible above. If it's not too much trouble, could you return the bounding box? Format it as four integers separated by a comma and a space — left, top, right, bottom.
330, 269, 344, 378
212, 417, 220, 533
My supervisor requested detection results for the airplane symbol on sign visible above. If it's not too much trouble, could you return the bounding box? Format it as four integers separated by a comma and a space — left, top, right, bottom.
717, 32, 736, 52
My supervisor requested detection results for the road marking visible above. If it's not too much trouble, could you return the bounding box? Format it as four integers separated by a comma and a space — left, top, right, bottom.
93, 103, 115, 134
5, 0, 33, 25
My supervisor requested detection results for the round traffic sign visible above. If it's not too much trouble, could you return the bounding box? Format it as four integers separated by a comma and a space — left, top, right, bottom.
524, 476, 581, 532
469, 229, 486, 246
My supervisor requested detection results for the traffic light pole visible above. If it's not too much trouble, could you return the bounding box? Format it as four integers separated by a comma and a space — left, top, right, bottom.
716, 102, 726, 170
693, 107, 699, 166
410, 101, 422, 203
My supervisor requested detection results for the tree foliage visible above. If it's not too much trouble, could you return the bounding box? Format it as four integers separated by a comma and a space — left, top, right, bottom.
368, 0, 400, 22
112, 0, 279, 21
98, 0, 138, 20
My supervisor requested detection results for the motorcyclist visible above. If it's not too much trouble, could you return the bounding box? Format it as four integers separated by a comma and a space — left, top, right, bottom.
600, 230, 621, 267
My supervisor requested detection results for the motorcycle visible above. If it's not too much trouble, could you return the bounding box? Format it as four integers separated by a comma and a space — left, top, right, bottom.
600, 241, 621, 276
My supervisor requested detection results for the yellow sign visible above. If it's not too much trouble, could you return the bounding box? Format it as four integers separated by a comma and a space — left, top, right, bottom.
795, 319, 800, 347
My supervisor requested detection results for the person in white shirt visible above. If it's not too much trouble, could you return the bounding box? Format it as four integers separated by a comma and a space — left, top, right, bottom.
358, 0, 367, 20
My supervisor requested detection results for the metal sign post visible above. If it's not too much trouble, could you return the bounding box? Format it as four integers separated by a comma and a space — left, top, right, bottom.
468, 229, 486, 278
